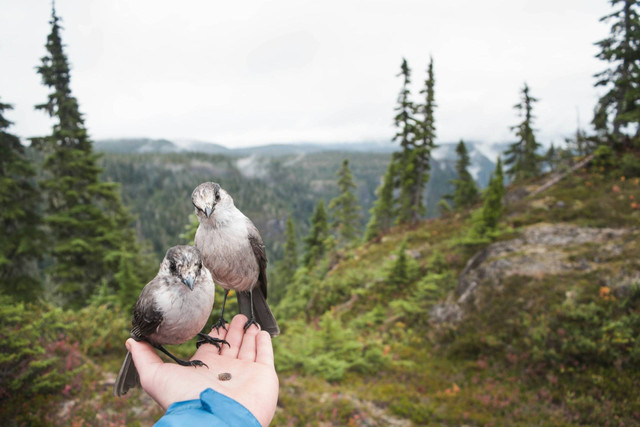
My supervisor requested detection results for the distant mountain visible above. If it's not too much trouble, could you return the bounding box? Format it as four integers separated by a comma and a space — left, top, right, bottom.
94, 138, 399, 156
94, 138, 182, 154
95, 138, 500, 187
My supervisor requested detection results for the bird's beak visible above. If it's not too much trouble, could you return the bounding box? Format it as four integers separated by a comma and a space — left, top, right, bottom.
182, 274, 195, 290
205, 206, 214, 218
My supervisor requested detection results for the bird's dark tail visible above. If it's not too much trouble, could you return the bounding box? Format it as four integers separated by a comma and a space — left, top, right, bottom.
238, 288, 280, 337
113, 351, 140, 397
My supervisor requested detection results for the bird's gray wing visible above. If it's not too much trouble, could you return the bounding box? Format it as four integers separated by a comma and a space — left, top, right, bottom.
247, 222, 268, 297
244, 219, 279, 336
130, 280, 164, 341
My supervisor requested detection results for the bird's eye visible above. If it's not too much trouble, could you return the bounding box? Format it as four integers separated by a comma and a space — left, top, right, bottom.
215, 191, 220, 201
170, 262, 177, 273
198, 262, 202, 271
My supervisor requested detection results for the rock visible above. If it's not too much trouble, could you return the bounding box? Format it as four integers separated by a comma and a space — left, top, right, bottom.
451, 223, 633, 324
429, 303, 463, 324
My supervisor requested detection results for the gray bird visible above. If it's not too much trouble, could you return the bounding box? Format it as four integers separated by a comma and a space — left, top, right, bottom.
113, 245, 226, 397
192, 182, 280, 337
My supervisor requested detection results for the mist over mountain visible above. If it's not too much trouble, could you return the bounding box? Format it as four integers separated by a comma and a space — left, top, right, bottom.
96, 139, 497, 263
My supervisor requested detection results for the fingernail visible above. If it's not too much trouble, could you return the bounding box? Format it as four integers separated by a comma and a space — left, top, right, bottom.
125, 339, 132, 351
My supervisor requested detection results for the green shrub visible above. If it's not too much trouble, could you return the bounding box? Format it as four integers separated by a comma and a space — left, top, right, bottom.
620, 153, 640, 177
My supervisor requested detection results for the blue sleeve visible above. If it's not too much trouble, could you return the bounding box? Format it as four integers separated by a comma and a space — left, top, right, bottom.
154, 388, 262, 427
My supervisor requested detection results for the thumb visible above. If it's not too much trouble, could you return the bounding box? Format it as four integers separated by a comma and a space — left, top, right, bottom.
126, 338, 163, 380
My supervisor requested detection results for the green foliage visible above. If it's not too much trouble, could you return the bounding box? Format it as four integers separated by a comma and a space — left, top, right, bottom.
0, 297, 77, 399
385, 239, 418, 289
271, 216, 298, 305
593, 0, 640, 140
447, 139, 479, 209
591, 144, 615, 171
620, 152, 640, 177
275, 314, 390, 381
504, 83, 543, 181
364, 157, 397, 241
302, 201, 330, 268
328, 159, 362, 245
0, 101, 44, 300
469, 157, 505, 238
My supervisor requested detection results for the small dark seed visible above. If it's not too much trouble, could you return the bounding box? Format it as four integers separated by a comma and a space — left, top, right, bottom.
218, 372, 232, 381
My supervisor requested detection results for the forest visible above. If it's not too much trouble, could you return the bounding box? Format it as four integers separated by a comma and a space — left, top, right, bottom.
2, 1, 640, 426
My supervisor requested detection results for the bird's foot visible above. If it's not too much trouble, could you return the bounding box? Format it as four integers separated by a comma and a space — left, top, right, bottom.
244, 317, 260, 331
212, 318, 229, 333
196, 333, 230, 351
176, 358, 208, 369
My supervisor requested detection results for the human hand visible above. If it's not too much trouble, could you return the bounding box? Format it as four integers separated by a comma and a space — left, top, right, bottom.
127, 314, 279, 427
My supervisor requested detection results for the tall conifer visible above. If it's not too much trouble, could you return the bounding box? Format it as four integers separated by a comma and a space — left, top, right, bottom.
504, 83, 542, 181
302, 201, 329, 268
407, 57, 437, 224
364, 158, 397, 241
480, 157, 505, 232
0, 101, 45, 300
593, 0, 640, 139
32, 7, 149, 307
328, 159, 361, 245
449, 140, 478, 209
281, 215, 298, 277
394, 59, 418, 225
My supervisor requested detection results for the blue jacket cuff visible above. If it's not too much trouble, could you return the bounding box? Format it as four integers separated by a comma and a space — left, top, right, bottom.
154, 388, 261, 427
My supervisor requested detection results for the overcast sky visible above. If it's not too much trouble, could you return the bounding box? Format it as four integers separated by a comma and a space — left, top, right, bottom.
1, 0, 611, 148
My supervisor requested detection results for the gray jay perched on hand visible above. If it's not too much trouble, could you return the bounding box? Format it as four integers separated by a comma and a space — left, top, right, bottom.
192, 182, 280, 337
113, 245, 226, 397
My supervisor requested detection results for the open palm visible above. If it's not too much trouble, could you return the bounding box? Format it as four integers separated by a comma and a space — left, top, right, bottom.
127, 314, 279, 427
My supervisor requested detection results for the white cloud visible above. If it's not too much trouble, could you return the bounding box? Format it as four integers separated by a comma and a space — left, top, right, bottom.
0, 0, 612, 147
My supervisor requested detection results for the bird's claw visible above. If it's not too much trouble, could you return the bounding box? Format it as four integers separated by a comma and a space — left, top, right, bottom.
189, 359, 208, 369
196, 333, 230, 350
244, 318, 260, 331
212, 319, 229, 333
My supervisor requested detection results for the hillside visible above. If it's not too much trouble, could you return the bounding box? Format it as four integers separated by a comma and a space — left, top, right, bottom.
2, 153, 639, 426
269, 160, 640, 425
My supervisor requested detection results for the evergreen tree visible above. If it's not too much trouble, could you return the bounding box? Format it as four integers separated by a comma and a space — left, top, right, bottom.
328, 159, 361, 245
281, 215, 298, 277
480, 157, 505, 232
448, 140, 478, 209
272, 215, 298, 304
407, 57, 437, 224
0, 101, 45, 301
504, 83, 542, 181
364, 158, 397, 241
31, 7, 148, 307
393, 59, 418, 225
386, 239, 409, 287
302, 201, 329, 268
593, 0, 640, 139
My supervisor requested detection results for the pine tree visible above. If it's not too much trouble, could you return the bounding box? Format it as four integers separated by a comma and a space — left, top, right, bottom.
480, 157, 505, 232
593, 0, 640, 140
448, 140, 478, 209
407, 57, 437, 224
0, 100, 45, 301
31, 7, 148, 308
386, 239, 409, 287
364, 157, 397, 241
394, 59, 418, 225
281, 215, 298, 278
272, 215, 299, 304
302, 201, 329, 268
504, 83, 542, 181
328, 159, 361, 245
